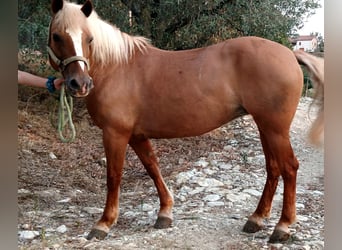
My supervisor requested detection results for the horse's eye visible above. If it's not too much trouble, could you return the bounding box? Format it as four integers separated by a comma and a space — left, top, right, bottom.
89, 36, 94, 44
53, 33, 61, 42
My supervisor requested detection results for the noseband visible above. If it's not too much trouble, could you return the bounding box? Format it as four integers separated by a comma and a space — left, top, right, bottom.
47, 46, 90, 72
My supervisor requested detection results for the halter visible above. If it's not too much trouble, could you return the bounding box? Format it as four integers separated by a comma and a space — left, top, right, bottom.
47, 19, 90, 73
47, 46, 90, 72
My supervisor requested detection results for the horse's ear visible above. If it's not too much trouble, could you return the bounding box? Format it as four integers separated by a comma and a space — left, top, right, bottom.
51, 0, 63, 14
81, 0, 93, 18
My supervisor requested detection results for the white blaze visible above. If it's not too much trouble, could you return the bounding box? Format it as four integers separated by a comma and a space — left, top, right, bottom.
66, 28, 85, 71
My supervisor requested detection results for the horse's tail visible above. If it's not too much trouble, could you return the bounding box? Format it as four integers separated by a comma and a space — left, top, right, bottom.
294, 50, 324, 146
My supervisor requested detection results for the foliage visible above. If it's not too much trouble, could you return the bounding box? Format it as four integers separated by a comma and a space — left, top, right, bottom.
118, 0, 321, 49
18, 0, 51, 52
315, 33, 324, 52
18, 0, 320, 51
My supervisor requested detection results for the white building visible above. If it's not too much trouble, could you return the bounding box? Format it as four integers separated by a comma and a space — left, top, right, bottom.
291, 35, 318, 52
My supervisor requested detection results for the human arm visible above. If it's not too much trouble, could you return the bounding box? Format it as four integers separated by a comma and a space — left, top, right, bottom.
18, 70, 64, 92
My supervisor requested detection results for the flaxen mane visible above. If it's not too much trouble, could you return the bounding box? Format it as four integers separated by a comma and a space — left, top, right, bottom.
54, 2, 150, 66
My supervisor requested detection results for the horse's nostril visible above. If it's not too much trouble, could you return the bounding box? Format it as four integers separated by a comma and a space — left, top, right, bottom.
69, 79, 79, 90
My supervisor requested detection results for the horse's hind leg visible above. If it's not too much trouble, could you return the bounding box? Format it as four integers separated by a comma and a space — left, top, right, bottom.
129, 137, 174, 229
242, 131, 280, 233
243, 121, 299, 243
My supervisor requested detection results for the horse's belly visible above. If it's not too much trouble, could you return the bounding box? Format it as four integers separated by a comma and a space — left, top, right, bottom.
136, 103, 244, 139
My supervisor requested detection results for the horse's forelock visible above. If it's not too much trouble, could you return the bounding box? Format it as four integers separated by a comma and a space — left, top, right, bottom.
53, 2, 93, 32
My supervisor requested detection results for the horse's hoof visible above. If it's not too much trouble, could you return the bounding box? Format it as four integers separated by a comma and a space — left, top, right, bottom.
242, 220, 264, 233
86, 228, 108, 240
269, 229, 290, 243
154, 216, 172, 229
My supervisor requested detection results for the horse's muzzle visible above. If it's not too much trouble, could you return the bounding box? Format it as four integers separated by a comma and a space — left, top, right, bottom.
66, 76, 94, 97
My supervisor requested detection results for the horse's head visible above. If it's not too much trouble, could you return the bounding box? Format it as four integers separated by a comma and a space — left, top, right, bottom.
48, 0, 94, 97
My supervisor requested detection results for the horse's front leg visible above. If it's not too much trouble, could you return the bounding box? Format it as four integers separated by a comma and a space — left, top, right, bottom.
129, 137, 174, 229
87, 129, 130, 240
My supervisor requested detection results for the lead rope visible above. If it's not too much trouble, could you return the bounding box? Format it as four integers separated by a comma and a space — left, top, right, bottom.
57, 84, 76, 142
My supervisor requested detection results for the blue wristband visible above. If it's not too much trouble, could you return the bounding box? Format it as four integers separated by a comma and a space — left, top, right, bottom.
46, 76, 57, 93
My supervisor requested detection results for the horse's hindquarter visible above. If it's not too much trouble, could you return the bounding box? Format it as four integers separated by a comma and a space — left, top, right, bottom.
230, 37, 303, 114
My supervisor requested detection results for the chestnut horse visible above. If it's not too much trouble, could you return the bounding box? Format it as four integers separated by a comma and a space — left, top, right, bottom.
47, 0, 324, 243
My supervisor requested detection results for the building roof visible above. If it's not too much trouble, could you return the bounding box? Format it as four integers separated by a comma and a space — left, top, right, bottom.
290, 35, 316, 43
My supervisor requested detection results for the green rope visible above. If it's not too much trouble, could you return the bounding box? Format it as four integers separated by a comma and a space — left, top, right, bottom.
57, 85, 76, 142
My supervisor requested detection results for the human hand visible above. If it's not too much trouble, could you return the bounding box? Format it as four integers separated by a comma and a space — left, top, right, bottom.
53, 78, 65, 90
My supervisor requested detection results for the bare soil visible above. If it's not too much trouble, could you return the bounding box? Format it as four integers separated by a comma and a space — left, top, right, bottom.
18, 89, 323, 250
